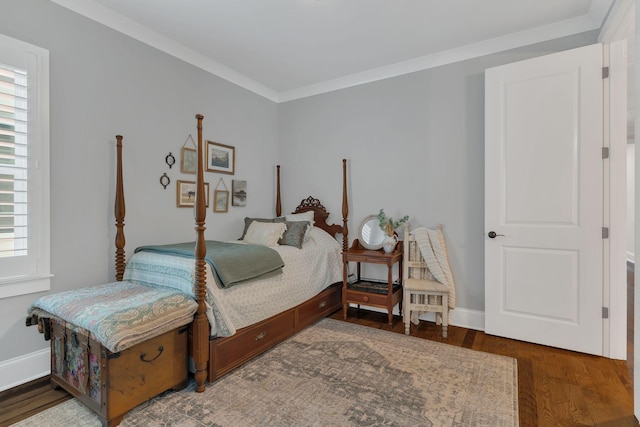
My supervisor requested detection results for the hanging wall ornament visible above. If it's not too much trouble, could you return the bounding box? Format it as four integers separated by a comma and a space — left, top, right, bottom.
160, 173, 170, 189
165, 152, 176, 169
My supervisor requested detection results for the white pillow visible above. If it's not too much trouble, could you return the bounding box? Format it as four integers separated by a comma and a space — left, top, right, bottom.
244, 221, 287, 247
284, 211, 315, 242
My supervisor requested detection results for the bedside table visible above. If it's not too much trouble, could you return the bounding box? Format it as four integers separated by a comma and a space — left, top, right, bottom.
342, 238, 403, 326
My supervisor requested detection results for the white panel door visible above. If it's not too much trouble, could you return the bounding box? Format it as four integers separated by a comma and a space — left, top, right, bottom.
485, 44, 603, 355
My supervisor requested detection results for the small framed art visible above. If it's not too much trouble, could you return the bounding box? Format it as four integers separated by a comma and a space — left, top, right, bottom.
177, 180, 209, 208
213, 190, 229, 212
232, 180, 247, 207
206, 141, 235, 175
181, 147, 197, 174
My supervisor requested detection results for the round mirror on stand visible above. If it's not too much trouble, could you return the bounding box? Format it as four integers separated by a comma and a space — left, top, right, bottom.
358, 214, 385, 250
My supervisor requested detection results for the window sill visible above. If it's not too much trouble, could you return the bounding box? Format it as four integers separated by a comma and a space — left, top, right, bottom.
0, 274, 53, 299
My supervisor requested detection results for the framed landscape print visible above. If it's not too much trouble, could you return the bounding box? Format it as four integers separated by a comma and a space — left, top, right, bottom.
177, 180, 209, 208
181, 147, 197, 174
213, 190, 229, 212
232, 180, 247, 207
206, 141, 235, 175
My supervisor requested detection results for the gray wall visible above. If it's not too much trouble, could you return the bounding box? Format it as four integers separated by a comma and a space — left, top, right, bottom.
278, 31, 599, 313
0, 0, 279, 363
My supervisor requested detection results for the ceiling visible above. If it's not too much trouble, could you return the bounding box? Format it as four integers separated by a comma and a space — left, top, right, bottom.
52, 0, 616, 102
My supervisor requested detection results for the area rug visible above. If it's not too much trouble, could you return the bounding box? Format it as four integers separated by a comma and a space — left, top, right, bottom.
14, 318, 518, 426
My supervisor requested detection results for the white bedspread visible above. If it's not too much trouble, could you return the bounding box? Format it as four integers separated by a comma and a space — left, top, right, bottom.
124, 227, 343, 337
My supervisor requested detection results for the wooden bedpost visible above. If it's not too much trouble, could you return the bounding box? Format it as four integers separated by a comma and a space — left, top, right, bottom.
342, 159, 348, 252
276, 165, 282, 217
114, 135, 126, 281
192, 114, 209, 393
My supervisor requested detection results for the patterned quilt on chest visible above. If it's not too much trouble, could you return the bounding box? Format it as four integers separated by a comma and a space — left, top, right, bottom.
27, 281, 198, 352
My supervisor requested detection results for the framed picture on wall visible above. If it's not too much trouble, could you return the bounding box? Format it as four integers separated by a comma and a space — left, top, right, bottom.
206, 141, 235, 175
181, 147, 197, 174
177, 180, 209, 208
232, 180, 247, 207
213, 190, 229, 212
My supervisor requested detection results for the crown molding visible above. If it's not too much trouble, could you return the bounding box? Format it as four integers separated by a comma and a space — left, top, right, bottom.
49, 0, 279, 102
278, 14, 600, 102
50, 0, 608, 103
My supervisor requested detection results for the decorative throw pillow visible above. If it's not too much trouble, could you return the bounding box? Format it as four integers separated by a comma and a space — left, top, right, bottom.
278, 221, 309, 249
240, 216, 286, 240
243, 221, 287, 247
283, 211, 315, 242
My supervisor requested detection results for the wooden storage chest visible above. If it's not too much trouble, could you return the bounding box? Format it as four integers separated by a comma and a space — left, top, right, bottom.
49, 321, 189, 427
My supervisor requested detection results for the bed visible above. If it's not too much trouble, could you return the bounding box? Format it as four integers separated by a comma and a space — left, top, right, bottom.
26, 114, 349, 426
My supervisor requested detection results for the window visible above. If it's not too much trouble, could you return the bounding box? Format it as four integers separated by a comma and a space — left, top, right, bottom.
0, 33, 50, 298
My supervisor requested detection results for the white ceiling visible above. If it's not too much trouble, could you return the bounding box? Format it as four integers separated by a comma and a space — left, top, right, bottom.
52, 0, 615, 102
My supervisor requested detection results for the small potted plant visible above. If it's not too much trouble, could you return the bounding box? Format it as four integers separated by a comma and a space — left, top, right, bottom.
377, 209, 409, 253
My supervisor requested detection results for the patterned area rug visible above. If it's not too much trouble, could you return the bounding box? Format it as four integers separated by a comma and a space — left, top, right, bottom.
14, 318, 518, 426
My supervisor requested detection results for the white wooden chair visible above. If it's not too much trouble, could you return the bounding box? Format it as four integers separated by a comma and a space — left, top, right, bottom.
402, 225, 450, 338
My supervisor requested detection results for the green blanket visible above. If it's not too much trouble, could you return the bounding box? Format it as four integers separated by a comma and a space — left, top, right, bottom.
134, 241, 284, 288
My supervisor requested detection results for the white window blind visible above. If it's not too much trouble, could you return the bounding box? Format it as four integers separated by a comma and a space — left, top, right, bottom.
0, 64, 28, 259
0, 33, 50, 298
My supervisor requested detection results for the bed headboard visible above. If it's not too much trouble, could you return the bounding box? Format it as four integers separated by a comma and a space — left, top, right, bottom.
275, 159, 349, 252
292, 196, 343, 238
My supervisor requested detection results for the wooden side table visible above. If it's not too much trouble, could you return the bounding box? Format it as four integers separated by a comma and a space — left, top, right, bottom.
342, 238, 403, 326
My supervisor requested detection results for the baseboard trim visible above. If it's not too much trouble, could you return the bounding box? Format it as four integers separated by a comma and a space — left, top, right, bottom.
348, 304, 485, 332
0, 348, 51, 392
447, 308, 485, 331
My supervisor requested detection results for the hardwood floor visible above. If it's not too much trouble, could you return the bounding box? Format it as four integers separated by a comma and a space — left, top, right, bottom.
1, 266, 637, 426
0, 377, 71, 426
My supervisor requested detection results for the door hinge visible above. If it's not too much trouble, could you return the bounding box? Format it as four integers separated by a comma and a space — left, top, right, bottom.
602, 227, 609, 239
602, 66, 609, 79
602, 147, 609, 159
602, 307, 609, 319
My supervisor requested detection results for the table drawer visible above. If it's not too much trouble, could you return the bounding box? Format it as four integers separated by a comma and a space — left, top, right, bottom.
345, 289, 389, 307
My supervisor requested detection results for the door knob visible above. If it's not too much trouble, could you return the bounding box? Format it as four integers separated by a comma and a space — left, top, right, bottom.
487, 231, 505, 238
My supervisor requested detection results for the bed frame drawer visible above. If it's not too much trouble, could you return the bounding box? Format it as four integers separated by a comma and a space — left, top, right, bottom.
50, 322, 189, 426
210, 309, 296, 379
208, 283, 342, 382
298, 284, 342, 328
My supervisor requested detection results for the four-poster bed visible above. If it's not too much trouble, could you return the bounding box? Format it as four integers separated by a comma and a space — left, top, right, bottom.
26, 114, 349, 426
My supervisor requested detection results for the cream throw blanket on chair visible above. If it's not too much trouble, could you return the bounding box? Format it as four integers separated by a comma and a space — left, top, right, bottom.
410, 225, 456, 310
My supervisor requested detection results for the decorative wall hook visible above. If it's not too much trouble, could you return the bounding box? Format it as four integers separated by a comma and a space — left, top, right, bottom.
165, 152, 176, 169
160, 173, 170, 189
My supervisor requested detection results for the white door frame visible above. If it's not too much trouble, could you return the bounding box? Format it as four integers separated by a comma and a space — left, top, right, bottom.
598, 0, 637, 419
603, 40, 628, 361
598, 0, 633, 362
